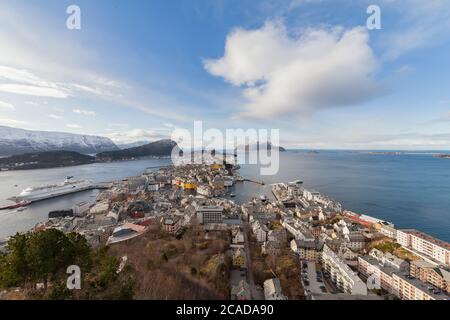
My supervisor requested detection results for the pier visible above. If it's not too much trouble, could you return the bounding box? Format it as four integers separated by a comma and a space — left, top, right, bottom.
242, 178, 265, 186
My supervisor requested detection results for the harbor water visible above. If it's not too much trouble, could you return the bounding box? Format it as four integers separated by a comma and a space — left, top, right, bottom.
0, 151, 449, 242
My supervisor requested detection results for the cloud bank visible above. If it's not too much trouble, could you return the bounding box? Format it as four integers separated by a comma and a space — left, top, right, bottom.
204, 21, 382, 119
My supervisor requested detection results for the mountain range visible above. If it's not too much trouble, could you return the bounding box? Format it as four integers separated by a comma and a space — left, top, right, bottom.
96, 139, 179, 160
0, 126, 119, 156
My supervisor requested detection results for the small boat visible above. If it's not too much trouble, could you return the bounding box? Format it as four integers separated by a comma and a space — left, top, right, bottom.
260, 195, 268, 202
0, 200, 31, 211
230, 193, 236, 198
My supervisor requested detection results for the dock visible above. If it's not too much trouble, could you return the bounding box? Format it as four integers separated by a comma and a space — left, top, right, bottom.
242, 178, 265, 186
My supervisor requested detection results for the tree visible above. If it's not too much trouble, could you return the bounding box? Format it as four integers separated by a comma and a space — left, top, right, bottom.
0, 229, 92, 289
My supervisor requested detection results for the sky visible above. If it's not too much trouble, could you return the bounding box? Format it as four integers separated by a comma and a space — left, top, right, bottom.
0, 0, 450, 150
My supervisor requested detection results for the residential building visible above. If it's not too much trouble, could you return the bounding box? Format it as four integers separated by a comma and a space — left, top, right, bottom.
72, 201, 91, 217
358, 255, 396, 292
282, 219, 314, 241
267, 228, 287, 244
291, 239, 323, 261
321, 245, 368, 295
345, 233, 366, 251
147, 182, 159, 191
163, 215, 182, 234
264, 278, 287, 300
338, 245, 359, 262
392, 273, 449, 300
303, 189, 321, 202
410, 260, 450, 294
379, 223, 397, 239
251, 220, 269, 242
232, 248, 246, 268
231, 228, 244, 245
261, 241, 281, 256
196, 185, 212, 197
231, 280, 251, 300
397, 229, 450, 267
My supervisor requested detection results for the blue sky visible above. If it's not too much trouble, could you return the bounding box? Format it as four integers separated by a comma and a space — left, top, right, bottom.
0, 0, 450, 149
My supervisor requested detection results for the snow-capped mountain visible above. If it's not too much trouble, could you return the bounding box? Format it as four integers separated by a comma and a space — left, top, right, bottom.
0, 126, 119, 156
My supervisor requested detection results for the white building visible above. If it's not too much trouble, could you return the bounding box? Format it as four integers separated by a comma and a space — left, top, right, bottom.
282, 219, 314, 241
251, 220, 269, 242
322, 245, 367, 295
89, 201, 110, 215
291, 239, 323, 261
392, 273, 449, 300
368, 248, 409, 272
232, 228, 245, 245
379, 223, 396, 239
397, 229, 450, 267
196, 185, 212, 197
72, 201, 91, 217
344, 233, 366, 251
303, 189, 321, 202
263, 278, 287, 300
358, 255, 396, 293
148, 182, 159, 192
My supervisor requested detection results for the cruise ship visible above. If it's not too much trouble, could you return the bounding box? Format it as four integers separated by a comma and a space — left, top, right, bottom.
10, 177, 94, 203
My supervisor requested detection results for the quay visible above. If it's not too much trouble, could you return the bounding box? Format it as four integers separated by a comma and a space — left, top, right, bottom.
242, 178, 265, 185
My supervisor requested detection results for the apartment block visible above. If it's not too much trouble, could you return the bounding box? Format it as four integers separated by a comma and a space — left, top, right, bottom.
322, 245, 367, 295
397, 229, 450, 266
392, 273, 449, 300
410, 260, 450, 294
358, 255, 396, 292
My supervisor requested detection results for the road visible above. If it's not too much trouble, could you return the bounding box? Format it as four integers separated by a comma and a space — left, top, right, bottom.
243, 221, 262, 300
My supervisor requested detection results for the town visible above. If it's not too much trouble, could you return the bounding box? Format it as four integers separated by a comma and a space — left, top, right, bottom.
1, 156, 449, 301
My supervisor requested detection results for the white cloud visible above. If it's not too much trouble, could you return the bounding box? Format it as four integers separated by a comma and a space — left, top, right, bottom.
108, 123, 129, 129
0, 100, 15, 110
48, 114, 63, 119
66, 124, 82, 129
0, 65, 70, 98
204, 21, 382, 119
74, 108, 96, 116
24, 101, 39, 106
380, 0, 450, 60
0, 118, 27, 126
105, 128, 170, 144
0, 83, 69, 98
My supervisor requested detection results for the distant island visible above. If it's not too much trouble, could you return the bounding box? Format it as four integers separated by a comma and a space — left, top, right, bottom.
360, 151, 404, 155
433, 154, 450, 159
0, 139, 180, 171
0, 151, 96, 171
235, 142, 286, 153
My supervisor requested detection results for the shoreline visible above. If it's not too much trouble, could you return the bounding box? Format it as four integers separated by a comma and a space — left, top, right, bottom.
1, 152, 450, 243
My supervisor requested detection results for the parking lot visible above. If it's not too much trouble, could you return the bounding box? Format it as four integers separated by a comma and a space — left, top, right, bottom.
301, 261, 328, 296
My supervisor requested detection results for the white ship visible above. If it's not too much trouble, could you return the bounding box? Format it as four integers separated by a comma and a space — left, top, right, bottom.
11, 177, 94, 203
